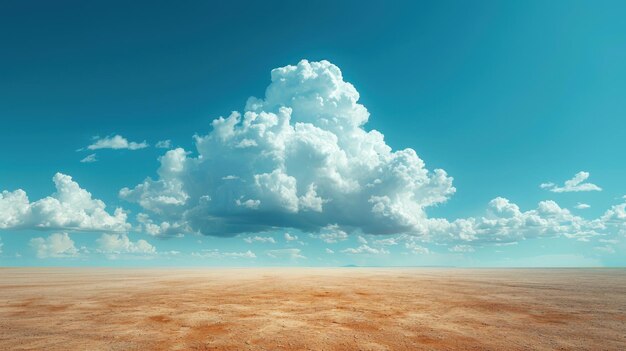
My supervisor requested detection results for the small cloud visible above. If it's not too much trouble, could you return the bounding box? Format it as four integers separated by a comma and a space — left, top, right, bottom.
599, 239, 619, 244
155, 140, 172, 149
405, 242, 430, 254
373, 237, 399, 246
267, 248, 306, 259
312, 224, 348, 243
222, 175, 240, 180
594, 245, 615, 254
80, 153, 97, 163
357, 235, 368, 244
236, 198, 260, 209
449, 244, 475, 253
575, 202, 591, 210
87, 134, 148, 150
342, 244, 389, 255
243, 236, 276, 244
325, 248, 334, 254
284, 233, 298, 241
541, 171, 602, 193
193, 249, 256, 259
96, 233, 156, 259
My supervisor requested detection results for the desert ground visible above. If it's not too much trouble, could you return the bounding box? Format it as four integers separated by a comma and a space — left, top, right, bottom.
0, 268, 625, 350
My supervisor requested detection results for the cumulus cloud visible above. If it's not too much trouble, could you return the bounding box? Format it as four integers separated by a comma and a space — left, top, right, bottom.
87, 135, 148, 150
311, 224, 349, 243
541, 171, 602, 193
29, 232, 81, 258
136, 213, 187, 237
96, 233, 156, 258
284, 232, 298, 241
80, 154, 97, 163
192, 249, 256, 259
111, 60, 626, 252
155, 140, 172, 149
0, 173, 130, 232
243, 236, 276, 244
423, 197, 600, 244
120, 60, 455, 237
575, 203, 591, 210
267, 248, 305, 259
342, 244, 389, 255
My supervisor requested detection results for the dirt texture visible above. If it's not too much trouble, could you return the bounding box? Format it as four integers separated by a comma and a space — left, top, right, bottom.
1, 268, 625, 350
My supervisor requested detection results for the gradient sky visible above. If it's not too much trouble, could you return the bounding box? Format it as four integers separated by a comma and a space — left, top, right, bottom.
1, 0, 625, 267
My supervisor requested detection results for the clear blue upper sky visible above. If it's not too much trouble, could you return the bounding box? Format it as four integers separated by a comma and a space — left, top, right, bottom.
1, 0, 625, 266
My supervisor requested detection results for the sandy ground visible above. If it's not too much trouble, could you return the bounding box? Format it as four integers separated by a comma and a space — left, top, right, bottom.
0, 268, 625, 350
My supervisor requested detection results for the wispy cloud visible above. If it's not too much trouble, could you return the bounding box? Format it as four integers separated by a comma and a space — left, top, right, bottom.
243, 236, 276, 244
541, 171, 602, 193
80, 153, 97, 163
87, 134, 148, 150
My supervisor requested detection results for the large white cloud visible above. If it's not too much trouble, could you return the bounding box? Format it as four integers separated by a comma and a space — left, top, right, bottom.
0, 173, 130, 232
120, 60, 455, 237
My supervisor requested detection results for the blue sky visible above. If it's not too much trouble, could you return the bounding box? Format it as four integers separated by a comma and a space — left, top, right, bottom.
1, 0, 625, 267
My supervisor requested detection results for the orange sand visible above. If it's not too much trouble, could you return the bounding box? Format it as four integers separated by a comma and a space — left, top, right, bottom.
1, 268, 625, 350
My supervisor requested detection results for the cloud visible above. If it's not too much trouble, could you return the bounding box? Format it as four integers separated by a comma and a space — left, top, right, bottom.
284, 232, 298, 241
575, 203, 591, 210
80, 154, 97, 163
266, 248, 305, 259
243, 236, 276, 244
0, 173, 130, 232
87, 135, 148, 150
192, 249, 256, 259
325, 248, 334, 254
96, 233, 156, 258
594, 245, 615, 254
120, 60, 455, 237
155, 140, 172, 149
136, 213, 187, 237
373, 237, 399, 246
541, 171, 602, 193
449, 244, 475, 253
29, 232, 81, 258
357, 235, 368, 244
404, 241, 430, 254
342, 244, 389, 255
423, 197, 600, 244
311, 224, 349, 243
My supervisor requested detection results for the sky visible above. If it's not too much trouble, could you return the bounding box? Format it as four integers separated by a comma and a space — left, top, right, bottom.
1, 0, 625, 267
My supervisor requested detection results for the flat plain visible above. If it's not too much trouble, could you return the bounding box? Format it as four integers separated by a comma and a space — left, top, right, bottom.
0, 268, 625, 350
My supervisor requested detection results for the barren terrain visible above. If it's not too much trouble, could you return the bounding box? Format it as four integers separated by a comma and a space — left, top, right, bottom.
0, 268, 625, 350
